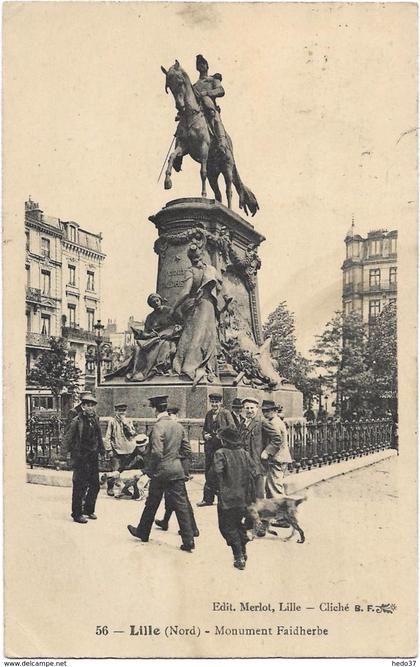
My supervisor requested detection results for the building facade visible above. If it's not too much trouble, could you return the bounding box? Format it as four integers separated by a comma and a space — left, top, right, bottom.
25, 197, 106, 414
104, 316, 145, 369
342, 225, 397, 325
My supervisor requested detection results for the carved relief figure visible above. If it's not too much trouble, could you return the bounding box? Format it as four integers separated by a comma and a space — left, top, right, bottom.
171, 244, 224, 385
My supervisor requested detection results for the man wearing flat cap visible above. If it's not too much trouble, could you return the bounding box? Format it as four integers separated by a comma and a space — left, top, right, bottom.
261, 400, 292, 497
197, 392, 235, 507
239, 397, 283, 500
62, 392, 105, 523
127, 395, 195, 552
104, 403, 140, 496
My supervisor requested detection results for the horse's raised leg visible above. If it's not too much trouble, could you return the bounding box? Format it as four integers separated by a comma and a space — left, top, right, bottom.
165, 144, 183, 190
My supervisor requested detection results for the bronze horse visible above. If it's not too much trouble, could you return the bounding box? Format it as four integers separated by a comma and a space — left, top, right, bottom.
161, 60, 259, 217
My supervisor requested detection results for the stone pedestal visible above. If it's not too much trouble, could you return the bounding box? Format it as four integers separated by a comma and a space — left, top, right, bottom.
97, 377, 302, 419
97, 198, 303, 419
151, 197, 266, 345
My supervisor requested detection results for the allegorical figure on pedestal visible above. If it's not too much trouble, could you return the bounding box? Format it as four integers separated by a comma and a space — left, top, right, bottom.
107, 293, 182, 382
171, 243, 224, 385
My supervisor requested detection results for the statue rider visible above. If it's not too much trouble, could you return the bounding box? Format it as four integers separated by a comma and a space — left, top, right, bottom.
192, 54, 228, 153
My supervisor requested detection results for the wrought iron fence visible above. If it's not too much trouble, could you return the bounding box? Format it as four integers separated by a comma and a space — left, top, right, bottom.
26, 415, 396, 472
286, 418, 395, 473
26, 415, 63, 468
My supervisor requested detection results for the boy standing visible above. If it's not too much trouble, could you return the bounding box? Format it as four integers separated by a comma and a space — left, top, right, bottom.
209, 427, 257, 570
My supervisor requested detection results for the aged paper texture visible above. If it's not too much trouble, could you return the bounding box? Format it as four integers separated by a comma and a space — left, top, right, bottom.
3, 1, 417, 658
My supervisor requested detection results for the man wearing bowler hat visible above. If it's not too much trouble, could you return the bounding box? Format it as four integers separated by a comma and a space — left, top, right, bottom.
104, 402, 141, 496
197, 392, 235, 507
127, 395, 195, 552
230, 397, 244, 429
261, 400, 292, 497
62, 392, 105, 523
239, 397, 282, 500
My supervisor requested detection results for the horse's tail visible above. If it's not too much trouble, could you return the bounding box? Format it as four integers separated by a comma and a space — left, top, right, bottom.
232, 164, 259, 217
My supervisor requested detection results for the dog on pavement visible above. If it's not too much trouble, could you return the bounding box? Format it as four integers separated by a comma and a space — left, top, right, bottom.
246, 495, 306, 544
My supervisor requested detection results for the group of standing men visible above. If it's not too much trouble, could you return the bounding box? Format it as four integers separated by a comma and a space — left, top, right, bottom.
199, 393, 292, 505
62, 389, 292, 569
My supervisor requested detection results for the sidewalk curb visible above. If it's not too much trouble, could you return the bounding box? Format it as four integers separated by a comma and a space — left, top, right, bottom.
285, 449, 397, 495
27, 449, 397, 490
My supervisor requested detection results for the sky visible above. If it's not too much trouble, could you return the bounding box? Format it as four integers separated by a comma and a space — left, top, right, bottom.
5, 2, 416, 354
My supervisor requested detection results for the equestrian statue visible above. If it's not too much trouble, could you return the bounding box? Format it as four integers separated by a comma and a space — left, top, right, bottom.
161, 55, 259, 217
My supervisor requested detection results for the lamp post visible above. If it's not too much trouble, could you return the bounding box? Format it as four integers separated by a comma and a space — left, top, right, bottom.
93, 320, 105, 386
87, 320, 113, 388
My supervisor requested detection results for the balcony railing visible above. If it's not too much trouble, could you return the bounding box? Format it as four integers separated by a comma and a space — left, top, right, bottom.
62, 325, 97, 343
26, 331, 50, 348
26, 287, 41, 303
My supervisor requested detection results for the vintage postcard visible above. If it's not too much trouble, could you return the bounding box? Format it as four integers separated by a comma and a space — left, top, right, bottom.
3, 1, 417, 659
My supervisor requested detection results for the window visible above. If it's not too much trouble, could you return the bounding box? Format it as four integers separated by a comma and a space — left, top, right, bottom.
26, 231, 30, 251
26, 265, 30, 287
344, 271, 352, 285
369, 268, 381, 287
86, 271, 95, 291
68, 265, 76, 286
344, 301, 352, 315
369, 239, 382, 256
26, 310, 31, 333
369, 300, 381, 322
346, 241, 360, 259
41, 238, 50, 258
389, 237, 397, 254
389, 267, 397, 284
32, 396, 54, 411
68, 304, 77, 327
68, 225, 77, 243
87, 309, 95, 332
41, 270, 51, 295
41, 314, 51, 336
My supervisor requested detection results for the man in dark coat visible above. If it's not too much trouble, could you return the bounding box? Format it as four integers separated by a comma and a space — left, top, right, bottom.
239, 397, 283, 500
230, 397, 244, 429
61, 392, 105, 523
127, 395, 195, 552
209, 427, 257, 570
154, 404, 199, 536
197, 392, 235, 507
63, 392, 93, 434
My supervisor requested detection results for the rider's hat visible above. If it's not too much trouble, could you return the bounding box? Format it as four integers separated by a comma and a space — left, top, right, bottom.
196, 54, 209, 69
